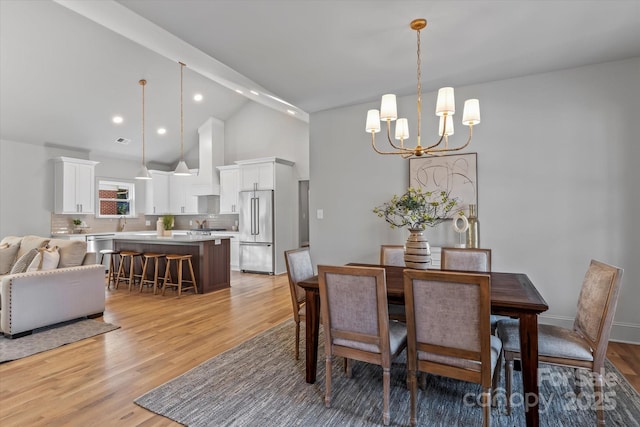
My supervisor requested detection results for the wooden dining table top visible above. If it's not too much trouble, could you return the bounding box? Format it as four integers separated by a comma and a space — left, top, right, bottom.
299, 263, 549, 315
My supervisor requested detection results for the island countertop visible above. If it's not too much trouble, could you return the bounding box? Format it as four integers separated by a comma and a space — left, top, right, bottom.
113, 234, 233, 244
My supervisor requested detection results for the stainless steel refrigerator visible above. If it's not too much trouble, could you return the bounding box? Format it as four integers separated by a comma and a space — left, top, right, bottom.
239, 189, 274, 274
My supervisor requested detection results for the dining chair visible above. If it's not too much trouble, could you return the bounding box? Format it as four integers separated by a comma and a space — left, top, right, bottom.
441, 247, 506, 332
440, 247, 491, 272
380, 245, 407, 321
284, 247, 314, 360
497, 259, 624, 424
380, 244, 405, 266
404, 269, 501, 427
318, 264, 407, 426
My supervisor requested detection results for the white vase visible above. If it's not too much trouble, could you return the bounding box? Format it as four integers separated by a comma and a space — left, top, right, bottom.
404, 228, 431, 269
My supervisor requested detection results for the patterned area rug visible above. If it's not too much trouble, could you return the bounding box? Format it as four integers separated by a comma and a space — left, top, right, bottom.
0, 318, 119, 363
135, 320, 640, 426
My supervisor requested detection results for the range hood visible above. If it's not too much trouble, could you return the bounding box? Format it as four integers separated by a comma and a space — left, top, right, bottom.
192, 117, 224, 196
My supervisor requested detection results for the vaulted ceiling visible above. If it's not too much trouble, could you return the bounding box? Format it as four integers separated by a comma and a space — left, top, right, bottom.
2, 0, 639, 165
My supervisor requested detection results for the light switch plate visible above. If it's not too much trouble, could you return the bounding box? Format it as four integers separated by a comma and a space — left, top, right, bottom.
317, 209, 324, 219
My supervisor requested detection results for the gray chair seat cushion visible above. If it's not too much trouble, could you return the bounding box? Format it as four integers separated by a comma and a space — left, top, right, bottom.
335, 320, 407, 354
497, 319, 593, 362
418, 334, 502, 374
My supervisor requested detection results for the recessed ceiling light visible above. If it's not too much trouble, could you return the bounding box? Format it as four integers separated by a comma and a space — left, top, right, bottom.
193, 93, 203, 102
157, 128, 166, 135
250, 90, 259, 96
112, 116, 123, 124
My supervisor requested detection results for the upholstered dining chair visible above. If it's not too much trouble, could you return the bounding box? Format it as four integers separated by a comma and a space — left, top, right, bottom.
380, 245, 407, 321
284, 247, 314, 360
404, 269, 501, 427
318, 265, 407, 426
497, 259, 624, 425
380, 244, 405, 267
440, 247, 491, 273
440, 247, 506, 332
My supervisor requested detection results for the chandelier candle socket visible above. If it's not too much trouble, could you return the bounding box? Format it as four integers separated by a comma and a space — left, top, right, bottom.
365, 18, 481, 158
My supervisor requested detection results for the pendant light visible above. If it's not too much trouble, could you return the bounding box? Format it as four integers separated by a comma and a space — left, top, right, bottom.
135, 79, 152, 179
174, 61, 191, 176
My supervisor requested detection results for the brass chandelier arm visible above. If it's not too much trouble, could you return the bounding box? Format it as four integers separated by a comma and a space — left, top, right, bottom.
426, 126, 473, 154
384, 120, 414, 151
371, 134, 415, 155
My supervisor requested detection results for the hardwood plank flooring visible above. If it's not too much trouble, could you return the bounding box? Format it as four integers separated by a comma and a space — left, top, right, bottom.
0, 271, 638, 426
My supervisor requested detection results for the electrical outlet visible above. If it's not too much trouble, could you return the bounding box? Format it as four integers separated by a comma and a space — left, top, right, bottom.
317, 209, 324, 219
145, 220, 150, 226
189, 220, 193, 226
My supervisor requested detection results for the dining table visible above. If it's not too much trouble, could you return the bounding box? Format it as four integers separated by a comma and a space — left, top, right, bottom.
297, 263, 549, 427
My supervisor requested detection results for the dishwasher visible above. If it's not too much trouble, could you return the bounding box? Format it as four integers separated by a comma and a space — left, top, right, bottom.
86, 234, 115, 271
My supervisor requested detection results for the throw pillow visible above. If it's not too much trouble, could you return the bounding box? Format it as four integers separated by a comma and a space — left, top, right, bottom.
8, 248, 39, 274
48, 238, 87, 268
0, 243, 20, 274
16, 235, 49, 259
26, 246, 60, 272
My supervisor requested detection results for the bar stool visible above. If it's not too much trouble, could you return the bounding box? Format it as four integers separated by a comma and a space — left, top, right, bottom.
139, 252, 166, 294
99, 249, 119, 290
162, 254, 198, 297
115, 250, 143, 291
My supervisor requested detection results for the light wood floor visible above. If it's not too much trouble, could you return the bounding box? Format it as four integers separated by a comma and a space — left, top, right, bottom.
0, 272, 638, 426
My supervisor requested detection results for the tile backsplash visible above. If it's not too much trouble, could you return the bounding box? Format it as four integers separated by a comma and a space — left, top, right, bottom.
50, 213, 239, 235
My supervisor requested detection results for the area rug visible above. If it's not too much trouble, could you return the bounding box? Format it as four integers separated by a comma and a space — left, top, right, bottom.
0, 318, 119, 363
135, 320, 640, 426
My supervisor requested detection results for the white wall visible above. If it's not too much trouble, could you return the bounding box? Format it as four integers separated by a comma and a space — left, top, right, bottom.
225, 101, 309, 179
309, 57, 640, 343
0, 140, 145, 237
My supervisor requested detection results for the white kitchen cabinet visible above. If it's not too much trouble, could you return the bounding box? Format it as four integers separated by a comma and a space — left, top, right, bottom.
53, 157, 99, 214
169, 170, 199, 214
238, 161, 274, 191
145, 170, 170, 215
217, 165, 239, 213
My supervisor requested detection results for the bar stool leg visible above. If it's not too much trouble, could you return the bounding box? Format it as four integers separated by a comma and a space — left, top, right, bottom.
187, 258, 198, 294
162, 260, 172, 296
115, 254, 125, 290
128, 255, 136, 292
152, 256, 161, 294
107, 253, 117, 289
139, 256, 150, 292
177, 258, 183, 297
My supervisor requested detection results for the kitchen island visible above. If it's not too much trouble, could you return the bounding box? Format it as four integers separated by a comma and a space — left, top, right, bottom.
113, 234, 231, 293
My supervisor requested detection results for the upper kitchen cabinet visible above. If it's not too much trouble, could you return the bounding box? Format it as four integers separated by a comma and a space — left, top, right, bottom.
169, 170, 199, 214
145, 170, 171, 215
53, 157, 99, 214
217, 165, 239, 214
237, 157, 295, 191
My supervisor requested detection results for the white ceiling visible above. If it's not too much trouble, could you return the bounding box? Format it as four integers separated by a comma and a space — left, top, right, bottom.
2, 0, 639, 165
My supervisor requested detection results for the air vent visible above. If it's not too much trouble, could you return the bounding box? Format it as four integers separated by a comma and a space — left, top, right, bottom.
115, 137, 131, 145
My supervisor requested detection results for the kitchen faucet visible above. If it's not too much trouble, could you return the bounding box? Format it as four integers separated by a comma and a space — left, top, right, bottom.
118, 216, 127, 232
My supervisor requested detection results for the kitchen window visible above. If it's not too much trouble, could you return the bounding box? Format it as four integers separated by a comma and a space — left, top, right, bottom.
97, 179, 136, 218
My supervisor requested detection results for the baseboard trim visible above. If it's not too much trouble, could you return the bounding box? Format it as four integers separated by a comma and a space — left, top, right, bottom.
539, 314, 640, 345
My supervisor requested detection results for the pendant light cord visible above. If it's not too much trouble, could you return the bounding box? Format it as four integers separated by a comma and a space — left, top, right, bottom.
179, 61, 185, 160
139, 79, 146, 165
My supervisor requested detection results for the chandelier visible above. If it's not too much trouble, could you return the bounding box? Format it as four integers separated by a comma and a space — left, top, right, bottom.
365, 19, 481, 158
